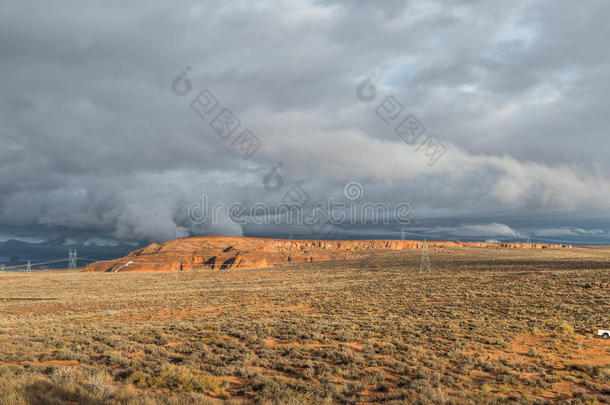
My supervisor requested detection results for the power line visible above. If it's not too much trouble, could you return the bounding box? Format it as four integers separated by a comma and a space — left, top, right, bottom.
0, 247, 136, 271
1, 257, 67, 270
419, 239, 431, 273
68, 250, 77, 270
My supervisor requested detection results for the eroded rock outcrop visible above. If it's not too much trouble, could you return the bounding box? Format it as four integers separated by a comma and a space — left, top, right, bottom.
84, 236, 572, 273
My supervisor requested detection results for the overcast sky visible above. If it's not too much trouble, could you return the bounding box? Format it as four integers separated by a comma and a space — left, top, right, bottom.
1, 0, 610, 246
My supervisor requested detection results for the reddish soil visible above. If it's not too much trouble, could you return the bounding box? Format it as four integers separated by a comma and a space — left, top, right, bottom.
481, 333, 609, 371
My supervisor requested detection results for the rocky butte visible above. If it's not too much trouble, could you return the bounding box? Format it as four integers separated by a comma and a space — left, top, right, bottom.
84, 236, 573, 273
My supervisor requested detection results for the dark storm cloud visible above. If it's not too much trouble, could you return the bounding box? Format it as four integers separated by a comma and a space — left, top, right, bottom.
1, 0, 609, 243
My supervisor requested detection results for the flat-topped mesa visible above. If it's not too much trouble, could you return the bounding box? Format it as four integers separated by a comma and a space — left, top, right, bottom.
499, 242, 573, 249
83, 236, 572, 273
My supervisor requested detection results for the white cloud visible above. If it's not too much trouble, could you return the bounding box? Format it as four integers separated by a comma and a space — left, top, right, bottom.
429, 223, 520, 238
532, 227, 606, 237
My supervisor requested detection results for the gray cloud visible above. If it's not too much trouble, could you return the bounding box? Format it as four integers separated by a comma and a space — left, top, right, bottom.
1, 0, 610, 243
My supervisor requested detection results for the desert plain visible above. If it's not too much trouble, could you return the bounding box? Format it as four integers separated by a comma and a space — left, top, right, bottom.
0, 237, 609, 404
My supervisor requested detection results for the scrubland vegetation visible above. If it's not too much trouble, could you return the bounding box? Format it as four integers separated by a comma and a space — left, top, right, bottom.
0, 246, 609, 404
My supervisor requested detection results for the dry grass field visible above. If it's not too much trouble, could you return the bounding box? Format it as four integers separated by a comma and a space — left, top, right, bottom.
0, 245, 609, 404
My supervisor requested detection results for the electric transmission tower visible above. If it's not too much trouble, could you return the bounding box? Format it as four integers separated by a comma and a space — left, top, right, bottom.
26, 260, 31, 273
0, 265, 5, 272
68, 250, 78, 270
401, 228, 406, 241
419, 239, 431, 273
288, 223, 293, 240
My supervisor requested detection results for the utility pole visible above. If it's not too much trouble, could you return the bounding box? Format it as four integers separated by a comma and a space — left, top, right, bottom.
26, 261, 31, 273
68, 250, 77, 270
419, 239, 431, 273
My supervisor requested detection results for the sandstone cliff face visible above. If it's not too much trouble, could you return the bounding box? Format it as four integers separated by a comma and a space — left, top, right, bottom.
84, 236, 572, 273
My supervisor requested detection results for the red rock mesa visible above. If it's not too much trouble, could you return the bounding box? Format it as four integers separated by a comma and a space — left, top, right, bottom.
84, 236, 572, 273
